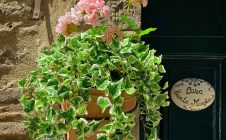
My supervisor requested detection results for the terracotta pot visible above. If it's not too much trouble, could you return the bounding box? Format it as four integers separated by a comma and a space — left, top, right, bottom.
61, 89, 138, 140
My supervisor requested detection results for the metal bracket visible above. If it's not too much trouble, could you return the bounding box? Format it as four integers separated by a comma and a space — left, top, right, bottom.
33, 0, 42, 19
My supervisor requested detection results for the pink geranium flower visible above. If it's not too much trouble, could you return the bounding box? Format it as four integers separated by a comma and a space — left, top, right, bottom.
56, 0, 110, 35
100, 5, 110, 18
85, 4, 97, 14
71, 0, 110, 25
55, 12, 77, 36
71, 7, 84, 24
84, 11, 99, 25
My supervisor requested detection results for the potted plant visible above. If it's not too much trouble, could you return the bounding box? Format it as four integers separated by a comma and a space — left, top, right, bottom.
18, 0, 169, 139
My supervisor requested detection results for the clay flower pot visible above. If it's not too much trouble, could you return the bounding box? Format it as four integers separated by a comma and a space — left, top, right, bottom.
61, 89, 138, 140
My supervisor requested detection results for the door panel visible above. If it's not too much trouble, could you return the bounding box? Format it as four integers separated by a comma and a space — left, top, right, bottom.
143, 37, 226, 55
160, 56, 223, 140
141, 0, 226, 139
142, 0, 226, 36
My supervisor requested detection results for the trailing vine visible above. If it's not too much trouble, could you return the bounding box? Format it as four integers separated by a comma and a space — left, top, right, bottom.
19, 0, 169, 139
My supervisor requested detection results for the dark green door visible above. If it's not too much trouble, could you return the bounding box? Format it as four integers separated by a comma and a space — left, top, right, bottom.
141, 0, 226, 140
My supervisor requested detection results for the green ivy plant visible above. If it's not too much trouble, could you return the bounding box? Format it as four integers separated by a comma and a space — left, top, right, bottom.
18, 1, 169, 140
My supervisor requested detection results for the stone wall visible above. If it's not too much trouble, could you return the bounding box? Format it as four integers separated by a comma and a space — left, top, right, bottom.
0, 0, 141, 139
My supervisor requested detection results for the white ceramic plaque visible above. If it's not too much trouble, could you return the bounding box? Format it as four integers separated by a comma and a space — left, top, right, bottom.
171, 78, 215, 111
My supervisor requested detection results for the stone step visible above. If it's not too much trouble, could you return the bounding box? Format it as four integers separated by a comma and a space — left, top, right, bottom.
0, 112, 24, 122
0, 88, 22, 104
0, 104, 23, 113
0, 122, 28, 140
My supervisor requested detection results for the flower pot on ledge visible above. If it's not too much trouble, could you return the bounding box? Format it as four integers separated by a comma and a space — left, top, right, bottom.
19, 1, 169, 139
61, 89, 139, 140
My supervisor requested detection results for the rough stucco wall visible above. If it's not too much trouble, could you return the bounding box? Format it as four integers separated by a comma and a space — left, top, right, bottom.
0, 0, 141, 139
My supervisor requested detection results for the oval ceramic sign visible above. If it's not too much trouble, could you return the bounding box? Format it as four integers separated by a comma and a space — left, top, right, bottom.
171, 78, 215, 111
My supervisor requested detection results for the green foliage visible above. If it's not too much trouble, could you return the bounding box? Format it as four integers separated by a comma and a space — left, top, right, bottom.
97, 97, 111, 113
19, 18, 169, 140
18, 79, 26, 88
139, 27, 157, 37
120, 16, 138, 30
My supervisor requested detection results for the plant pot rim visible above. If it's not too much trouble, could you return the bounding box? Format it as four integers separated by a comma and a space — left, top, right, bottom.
61, 89, 137, 119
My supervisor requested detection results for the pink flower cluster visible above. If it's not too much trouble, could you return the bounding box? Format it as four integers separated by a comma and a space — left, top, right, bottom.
55, 0, 110, 36
55, 12, 76, 36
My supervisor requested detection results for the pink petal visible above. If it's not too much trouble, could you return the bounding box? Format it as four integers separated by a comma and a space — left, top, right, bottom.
100, 5, 110, 18
85, 4, 97, 14
84, 12, 99, 25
